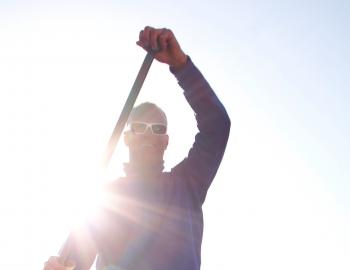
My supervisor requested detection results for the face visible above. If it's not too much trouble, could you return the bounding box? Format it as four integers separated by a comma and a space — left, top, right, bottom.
124, 108, 169, 166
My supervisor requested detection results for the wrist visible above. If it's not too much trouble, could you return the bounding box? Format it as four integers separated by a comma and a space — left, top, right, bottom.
170, 54, 188, 71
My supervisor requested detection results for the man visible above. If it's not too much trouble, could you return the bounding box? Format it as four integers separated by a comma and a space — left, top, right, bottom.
44, 26, 230, 270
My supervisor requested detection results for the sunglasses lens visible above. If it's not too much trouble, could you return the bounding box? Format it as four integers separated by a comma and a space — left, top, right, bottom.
152, 124, 167, 135
130, 122, 167, 135
131, 123, 147, 134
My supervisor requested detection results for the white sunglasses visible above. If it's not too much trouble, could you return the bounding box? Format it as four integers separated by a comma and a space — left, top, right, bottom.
129, 122, 167, 135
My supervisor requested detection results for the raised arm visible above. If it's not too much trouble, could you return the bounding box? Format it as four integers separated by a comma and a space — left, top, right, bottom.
170, 57, 230, 205
137, 26, 231, 205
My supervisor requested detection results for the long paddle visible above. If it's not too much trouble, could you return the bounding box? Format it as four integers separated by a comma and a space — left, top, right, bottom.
58, 51, 155, 266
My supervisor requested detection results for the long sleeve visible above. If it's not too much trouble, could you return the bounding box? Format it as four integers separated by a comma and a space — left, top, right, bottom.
170, 57, 231, 205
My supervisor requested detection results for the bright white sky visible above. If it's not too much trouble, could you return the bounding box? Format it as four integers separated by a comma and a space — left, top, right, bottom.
0, 1, 349, 269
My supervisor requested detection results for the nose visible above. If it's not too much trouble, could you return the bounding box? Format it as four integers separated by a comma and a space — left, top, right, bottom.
144, 126, 153, 135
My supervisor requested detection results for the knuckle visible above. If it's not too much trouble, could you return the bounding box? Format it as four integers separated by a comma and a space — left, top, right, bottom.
144, 25, 153, 32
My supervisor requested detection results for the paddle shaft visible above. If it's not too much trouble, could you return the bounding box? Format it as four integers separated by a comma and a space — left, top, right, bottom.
103, 51, 155, 168
58, 51, 154, 264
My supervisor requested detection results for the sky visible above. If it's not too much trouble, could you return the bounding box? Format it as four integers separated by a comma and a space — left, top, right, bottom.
0, 1, 349, 269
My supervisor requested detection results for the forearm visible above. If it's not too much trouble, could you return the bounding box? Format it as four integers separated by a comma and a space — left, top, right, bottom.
171, 57, 230, 133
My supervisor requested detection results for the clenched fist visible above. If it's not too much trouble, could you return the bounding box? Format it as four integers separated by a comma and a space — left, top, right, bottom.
137, 26, 188, 70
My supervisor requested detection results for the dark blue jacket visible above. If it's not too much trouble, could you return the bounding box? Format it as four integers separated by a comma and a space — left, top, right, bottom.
74, 58, 230, 270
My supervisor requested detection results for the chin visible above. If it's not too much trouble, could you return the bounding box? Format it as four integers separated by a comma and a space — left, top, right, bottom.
129, 143, 166, 165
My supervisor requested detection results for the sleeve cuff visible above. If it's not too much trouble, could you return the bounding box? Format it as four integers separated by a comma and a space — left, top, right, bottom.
170, 56, 196, 82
